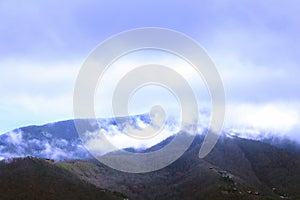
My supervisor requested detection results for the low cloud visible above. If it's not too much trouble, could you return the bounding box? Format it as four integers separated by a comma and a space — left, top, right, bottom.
223, 103, 300, 142
0, 129, 90, 161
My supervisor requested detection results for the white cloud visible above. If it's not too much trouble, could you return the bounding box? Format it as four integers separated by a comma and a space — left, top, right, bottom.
0, 128, 92, 160
224, 103, 300, 136
94, 50, 210, 118
0, 60, 80, 132
0, 60, 79, 103
83, 116, 181, 155
5, 130, 23, 145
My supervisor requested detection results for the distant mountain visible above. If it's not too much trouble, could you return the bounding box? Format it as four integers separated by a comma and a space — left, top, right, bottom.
261, 136, 300, 154
1, 116, 300, 162
0, 120, 91, 160
0, 114, 155, 161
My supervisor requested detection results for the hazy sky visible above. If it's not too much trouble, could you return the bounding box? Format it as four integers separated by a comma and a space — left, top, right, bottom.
0, 0, 299, 140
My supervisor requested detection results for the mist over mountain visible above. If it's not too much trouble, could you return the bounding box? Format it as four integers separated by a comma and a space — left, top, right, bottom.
0, 120, 89, 160
1, 115, 300, 199
2, 133, 300, 199
1, 114, 299, 161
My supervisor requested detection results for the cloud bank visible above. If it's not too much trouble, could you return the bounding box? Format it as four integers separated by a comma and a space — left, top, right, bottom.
0, 0, 299, 142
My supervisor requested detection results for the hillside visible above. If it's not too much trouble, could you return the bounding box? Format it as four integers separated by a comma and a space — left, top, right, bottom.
0, 157, 126, 200
54, 135, 300, 200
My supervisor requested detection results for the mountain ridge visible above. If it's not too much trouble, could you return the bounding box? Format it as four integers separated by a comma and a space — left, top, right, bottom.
1, 118, 300, 199
1, 117, 300, 161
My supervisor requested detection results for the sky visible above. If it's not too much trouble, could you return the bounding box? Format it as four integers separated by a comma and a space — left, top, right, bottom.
0, 0, 300, 141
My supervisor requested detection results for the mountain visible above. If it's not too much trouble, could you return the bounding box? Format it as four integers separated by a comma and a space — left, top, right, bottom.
1, 117, 300, 161
53, 135, 300, 199
261, 136, 300, 154
1, 118, 300, 199
0, 157, 126, 200
0, 120, 90, 160
0, 114, 184, 161
0, 115, 154, 161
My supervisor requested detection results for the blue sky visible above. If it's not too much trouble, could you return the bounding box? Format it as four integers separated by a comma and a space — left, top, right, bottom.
0, 0, 300, 140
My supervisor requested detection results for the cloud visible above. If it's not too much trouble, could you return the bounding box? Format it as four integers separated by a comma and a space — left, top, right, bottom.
0, 61, 80, 133
0, 60, 79, 96
0, 0, 299, 142
0, 129, 90, 161
215, 57, 300, 102
0, 107, 299, 162
84, 116, 182, 155
5, 130, 23, 145
224, 102, 300, 140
